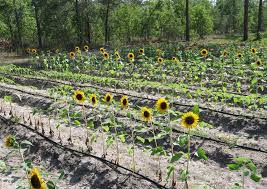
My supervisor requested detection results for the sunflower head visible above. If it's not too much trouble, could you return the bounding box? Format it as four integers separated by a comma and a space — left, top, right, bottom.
26, 48, 31, 53
256, 59, 262, 67
120, 96, 129, 109
251, 48, 256, 54
200, 49, 208, 57
73, 90, 86, 103
31, 49, 37, 54
223, 51, 228, 57
156, 98, 169, 114
237, 53, 242, 58
90, 93, 98, 107
114, 51, 120, 60
4, 135, 16, 148
157, 57, 164, 64
172, 57, 178, 63
100, 47, 105, 53
181, 112, 199, 129
103, 52, 109, 60
139, 48, 144, 55
84, 45, 89, 52
141, 107, 152, 122
69, 52, 76, 60
128, 53, 135, 61
104, 93, 113, 104
29, 167, 46, 189
75, 46, 80, 52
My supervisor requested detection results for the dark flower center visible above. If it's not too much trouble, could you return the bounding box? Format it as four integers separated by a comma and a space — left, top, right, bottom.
106, 96, 111, 102
31, 174, 41, 188
123, 99, 127, 105
202, 50, 207, 54
92, 97, 96, 103
257, 61, 260, 65
144, 111, 150, 118
238, 54, 241, 57
104, 53, 108, 57
185, 116, 194, 125
160, 102, 167, 110
76, 94, 83, 101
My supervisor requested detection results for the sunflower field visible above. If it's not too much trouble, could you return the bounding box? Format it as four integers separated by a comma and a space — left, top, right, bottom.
0, 0, 267, 189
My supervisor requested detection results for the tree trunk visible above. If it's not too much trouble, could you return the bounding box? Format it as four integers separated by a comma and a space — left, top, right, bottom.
256, 0, 263, 40
243, 0, 249, 41
86, 0, 91, 44
104, 0, 110, 45
185, 0, 190, 41
75, 0, 82, 44
33, 2, 42, 48
13, 0, 22, 50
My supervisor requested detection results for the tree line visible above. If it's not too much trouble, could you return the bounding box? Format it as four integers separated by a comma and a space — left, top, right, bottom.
0, 0, 265, 51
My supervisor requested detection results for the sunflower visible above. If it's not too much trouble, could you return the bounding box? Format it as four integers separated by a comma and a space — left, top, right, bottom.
156, 98, 169, 114
251, 48, 256, 54
200, 49, 208, 57
31, 48, 37, 54
139, 48, 144, 55
90, 93, 98, 107
84, 45, 89, 52
73, 90, 86, 103
4, 135, 15, 148
120, 96, 128, 109
157, 57, 164, 64
181, 112, 199, 129
141, 107, 152, 122
26, 48, 31, 54
256, 59, 262, 67
237, 53, 242, 58
128, 53, 134, 61
222, 51, 228, 57
172, 57, 178, 63
69, 52, 75, 60
29, 167, 46, 189
100, 47, 105, 54
103, 52, 109, 60
114, 51, 120, 60
75, 46, 80, 52
104, 93, 113, 104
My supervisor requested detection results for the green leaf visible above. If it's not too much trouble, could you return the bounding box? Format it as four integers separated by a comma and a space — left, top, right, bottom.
166, 164, 175, 181
102, 126, 109, 132
58, 170, 65, 180
0, 160, 7, 172
247, 162, 257, 173
4, 95, 12, 102
173, 135, 188, 147
192, 105, 200, 115
243, 170, 249, 176
87, 120, 94, 129
21, 140, 33, 146
250, 173, 261, 182
227, 163, 241, 170
74, 120, 81, 126
119, 134, 126, 143
46, 181, 56, 189
136, 136, 145, 143
233, 157, 251, 165
179, 169, 189, 181
151, 146, 165, 156
170, 152, 184, 163
195, 148, 208, 160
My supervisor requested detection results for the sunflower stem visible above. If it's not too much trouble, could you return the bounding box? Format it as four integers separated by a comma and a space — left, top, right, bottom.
18, 144, 31, 188
185, 128, 191, 189
151, 123, 161, 178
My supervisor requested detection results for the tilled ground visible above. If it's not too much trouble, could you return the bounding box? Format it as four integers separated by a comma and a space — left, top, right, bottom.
0, 88, 267, 188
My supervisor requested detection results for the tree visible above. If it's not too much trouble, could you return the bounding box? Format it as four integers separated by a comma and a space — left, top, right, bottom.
191, 4, 213, 38
257, 0, 263, 39
32, 0, 42, 48
185, 0, 189, 41
243, 0, 249, 41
